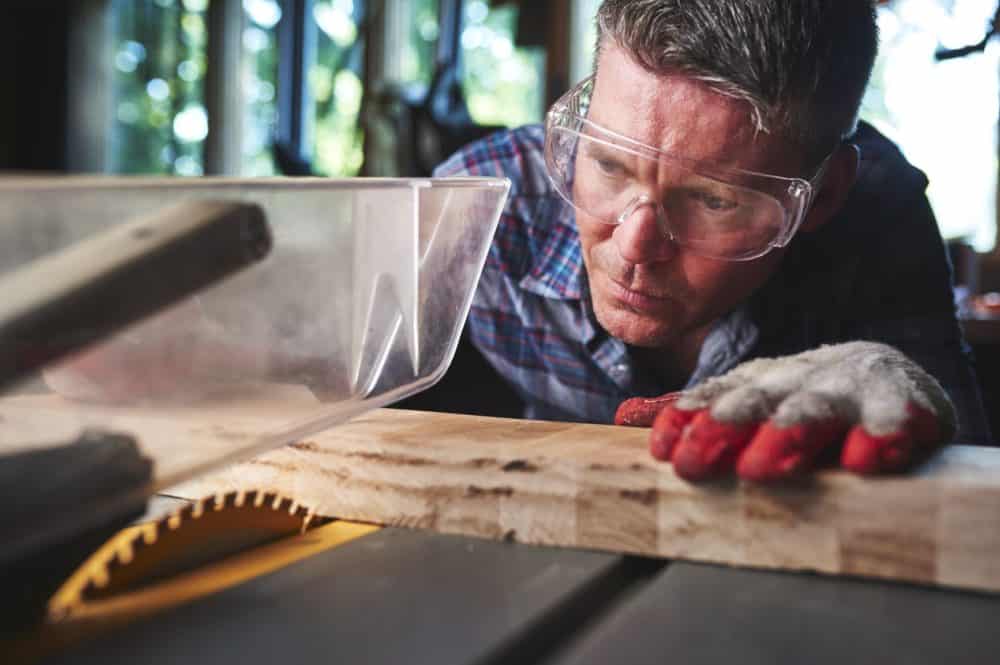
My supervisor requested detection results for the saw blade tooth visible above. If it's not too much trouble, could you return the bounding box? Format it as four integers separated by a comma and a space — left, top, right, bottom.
301, 510, 315, 533
117, 542, 134, 565
92, 567, 109, 588
49, 488, 329, 616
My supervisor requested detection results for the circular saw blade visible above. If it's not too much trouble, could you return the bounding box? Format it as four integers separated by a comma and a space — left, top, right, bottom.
49, 490, 329, 617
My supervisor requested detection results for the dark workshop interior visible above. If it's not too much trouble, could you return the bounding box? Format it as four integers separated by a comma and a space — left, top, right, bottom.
6, 0, 1000, 428
5, 1, 1000, 663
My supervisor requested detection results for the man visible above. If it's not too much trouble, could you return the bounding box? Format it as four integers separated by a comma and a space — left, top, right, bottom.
434, 0, 991, 481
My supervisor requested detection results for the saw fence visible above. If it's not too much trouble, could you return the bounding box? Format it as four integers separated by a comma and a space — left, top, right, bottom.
5, 395, 1000, 594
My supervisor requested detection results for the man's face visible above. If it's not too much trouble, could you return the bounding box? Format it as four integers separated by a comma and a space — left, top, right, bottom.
577, 43, 809, 350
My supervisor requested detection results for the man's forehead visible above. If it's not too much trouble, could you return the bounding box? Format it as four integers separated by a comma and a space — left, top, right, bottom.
590, 45, 791, 173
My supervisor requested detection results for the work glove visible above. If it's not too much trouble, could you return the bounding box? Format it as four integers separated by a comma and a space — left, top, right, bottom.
615, 342, 956, 482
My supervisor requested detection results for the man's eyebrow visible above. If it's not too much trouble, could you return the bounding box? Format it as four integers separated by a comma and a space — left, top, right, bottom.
579, 138, 622, 161
579, 132, 758, 196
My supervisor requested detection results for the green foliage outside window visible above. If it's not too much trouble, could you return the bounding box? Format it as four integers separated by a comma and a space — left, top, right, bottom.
461, 0, 544, 127
110, 0, 208, 175
402, 0, 440, 84
242, 0, 281, 176
108, 0, 544, 177
310, 0, 438, 176
311, 0, 364, 176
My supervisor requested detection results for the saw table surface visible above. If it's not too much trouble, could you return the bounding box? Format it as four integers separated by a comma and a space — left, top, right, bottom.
8, 399, 1000, 663
44, 526, 1000, 665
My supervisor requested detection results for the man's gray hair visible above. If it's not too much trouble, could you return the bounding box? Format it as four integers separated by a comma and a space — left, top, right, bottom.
596, 0, 878, 163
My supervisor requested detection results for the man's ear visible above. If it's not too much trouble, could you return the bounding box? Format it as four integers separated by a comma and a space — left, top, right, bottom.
799, 142, 860, 233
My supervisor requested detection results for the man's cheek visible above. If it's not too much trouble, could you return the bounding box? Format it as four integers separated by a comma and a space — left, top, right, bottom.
578, 222, 614, 256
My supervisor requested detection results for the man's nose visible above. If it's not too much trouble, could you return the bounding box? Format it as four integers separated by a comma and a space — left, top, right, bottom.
612, 198, 676, 264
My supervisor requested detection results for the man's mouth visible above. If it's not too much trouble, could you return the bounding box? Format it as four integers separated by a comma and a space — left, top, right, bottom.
604, 275, 673, 313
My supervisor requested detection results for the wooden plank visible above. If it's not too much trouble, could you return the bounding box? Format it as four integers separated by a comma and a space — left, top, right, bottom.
160, 408, 1000, 595
4, 394, 1000, 594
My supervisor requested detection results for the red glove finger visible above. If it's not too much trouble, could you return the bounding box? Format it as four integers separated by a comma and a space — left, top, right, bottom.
615, 392, 681, 427
736, 418, 847, 482
840, 403, 942, 474
649, 404, 699, 460
668, 410, 759, 481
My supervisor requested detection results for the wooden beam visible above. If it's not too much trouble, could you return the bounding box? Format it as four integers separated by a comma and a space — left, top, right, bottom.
3, 393, 999, 593
162, 408, 1000, 595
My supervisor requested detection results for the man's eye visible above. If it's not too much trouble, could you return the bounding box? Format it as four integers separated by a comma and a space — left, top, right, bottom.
694, 191, 738, 211
595, 158, 626, 176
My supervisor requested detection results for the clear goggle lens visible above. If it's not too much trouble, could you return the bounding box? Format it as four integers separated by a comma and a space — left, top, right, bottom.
544, 78, 818, 261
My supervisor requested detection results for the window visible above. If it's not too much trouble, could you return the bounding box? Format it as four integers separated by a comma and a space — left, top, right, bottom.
398, 0, 440, 85
242, 0, 281, 175
311, 0, 365, 176
861, 0, 1000, 250
105, 0, 551, 177
109, 0, 209, 175
460, 0, 545, 127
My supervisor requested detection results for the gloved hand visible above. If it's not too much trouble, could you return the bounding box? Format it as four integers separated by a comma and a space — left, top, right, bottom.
615, 342, 956, 482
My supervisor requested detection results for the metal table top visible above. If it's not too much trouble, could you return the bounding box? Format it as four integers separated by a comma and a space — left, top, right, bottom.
45, 528, 1000, 665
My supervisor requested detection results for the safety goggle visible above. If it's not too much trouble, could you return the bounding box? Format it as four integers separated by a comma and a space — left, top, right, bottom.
544, 76, 830, 261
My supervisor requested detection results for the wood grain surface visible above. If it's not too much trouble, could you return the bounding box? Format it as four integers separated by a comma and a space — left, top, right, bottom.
4, 396, 1000, 593
166, 408, 1000, 594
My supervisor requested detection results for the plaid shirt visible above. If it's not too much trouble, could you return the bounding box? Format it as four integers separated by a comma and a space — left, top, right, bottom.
435, 124, 992, 444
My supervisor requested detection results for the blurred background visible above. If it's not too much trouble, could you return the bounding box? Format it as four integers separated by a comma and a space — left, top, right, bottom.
3, 0, 1000, 426
2, 0, 997, 245
1, 0, 587, 179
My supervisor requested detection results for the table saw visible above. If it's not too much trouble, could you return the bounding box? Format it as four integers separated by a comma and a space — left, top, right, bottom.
3, 176, 1000, 664
33, 513, 1000, 665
